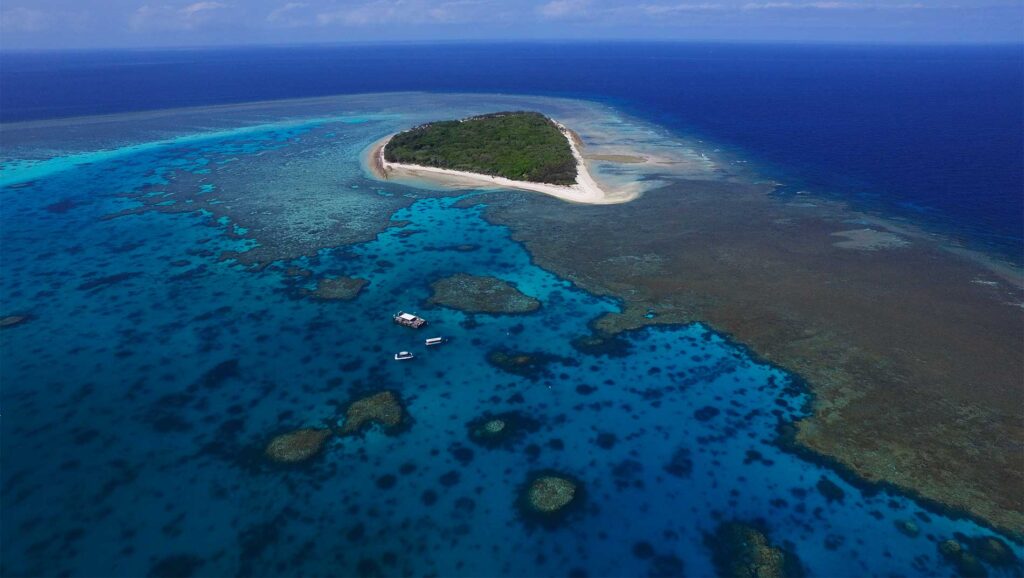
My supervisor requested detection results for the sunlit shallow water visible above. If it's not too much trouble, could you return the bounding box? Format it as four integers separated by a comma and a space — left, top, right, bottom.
1, 93, 1019, 577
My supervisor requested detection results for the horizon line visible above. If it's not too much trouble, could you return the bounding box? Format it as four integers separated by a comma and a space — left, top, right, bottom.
3, 37, 1023, 54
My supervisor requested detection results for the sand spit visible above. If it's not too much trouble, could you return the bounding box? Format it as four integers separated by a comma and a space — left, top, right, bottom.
368, 121, 640, 205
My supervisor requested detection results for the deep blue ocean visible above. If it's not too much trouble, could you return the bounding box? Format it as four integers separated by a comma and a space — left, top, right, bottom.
2, 42, 1022, 260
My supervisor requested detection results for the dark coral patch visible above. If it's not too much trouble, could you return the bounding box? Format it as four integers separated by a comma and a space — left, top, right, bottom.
147, 554, 204, 578
486, 349, 577, 380
694, 406, 720, 421
648, 554, 685, 578
938, 540, 989, 578
449, 444, 475, 465
375, 474, 397, 489
595, 432, 617, 449
704, 520, 805, 578
816, 477, 845, 504
466, 411, 541, 449
571, 333, 633, 357
77, 272, 143, 292
962, 535, 1019, 568
45, 198, 79, 214
664, 447, 693, 478
439, 471, 460, 487
632, 542, 655, 559
939, 534, 1022, 576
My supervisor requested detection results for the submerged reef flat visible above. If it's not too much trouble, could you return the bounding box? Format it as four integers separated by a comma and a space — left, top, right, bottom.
428, 274, 540, 314
310, 276, 368, 301
264, 428, 332, 464
830, 228, 910, 251
705, 521, 805, 578
338, 391, 407, 436
96, 123, 422, 268
478, 175, 1024, 534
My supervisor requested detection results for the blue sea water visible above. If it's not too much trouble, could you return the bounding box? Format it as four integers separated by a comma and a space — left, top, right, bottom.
0, 91, 1021, 577
2, 43, 1022, 261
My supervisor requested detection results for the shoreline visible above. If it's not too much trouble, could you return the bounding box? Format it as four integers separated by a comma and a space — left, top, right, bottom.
367, 120, 640, 205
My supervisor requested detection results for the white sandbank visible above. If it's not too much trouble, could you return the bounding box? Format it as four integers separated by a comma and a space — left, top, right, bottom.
369, 121, 639, 205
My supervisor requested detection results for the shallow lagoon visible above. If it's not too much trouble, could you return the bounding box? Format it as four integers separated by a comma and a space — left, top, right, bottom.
1, 93, 1019, 577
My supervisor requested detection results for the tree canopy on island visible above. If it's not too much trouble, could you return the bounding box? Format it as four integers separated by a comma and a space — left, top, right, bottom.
384, 111, 577, 185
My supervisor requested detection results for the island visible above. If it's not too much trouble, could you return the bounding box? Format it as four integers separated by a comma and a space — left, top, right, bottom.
370, 111, 637, 204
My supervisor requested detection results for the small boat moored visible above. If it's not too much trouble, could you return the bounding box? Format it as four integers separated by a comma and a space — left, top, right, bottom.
394, 351, 415, 361
393, 311, 427, 329
425, 337, 444, 346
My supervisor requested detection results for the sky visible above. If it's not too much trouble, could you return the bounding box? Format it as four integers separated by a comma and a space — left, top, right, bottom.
0, 0, 1021, 49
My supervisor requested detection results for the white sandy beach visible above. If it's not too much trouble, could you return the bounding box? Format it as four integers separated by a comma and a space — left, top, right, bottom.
370, 121, 639, 205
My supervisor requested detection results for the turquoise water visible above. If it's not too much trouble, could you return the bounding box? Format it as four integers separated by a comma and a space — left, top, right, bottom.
1, 94, 1019, 577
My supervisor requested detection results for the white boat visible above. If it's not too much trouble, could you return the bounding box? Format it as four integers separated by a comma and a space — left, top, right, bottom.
394, 351, 415, 361
425, 337, 444, 346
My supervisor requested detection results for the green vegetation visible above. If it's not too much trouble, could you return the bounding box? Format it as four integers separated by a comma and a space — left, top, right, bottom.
384, 111, 577, 185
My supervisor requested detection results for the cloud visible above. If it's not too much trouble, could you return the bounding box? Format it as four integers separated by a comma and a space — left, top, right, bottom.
315, 0, 400, 25
742, 1, 855, 8
0, 7, 89, 33
639, 3, 725, 14
267, 2, 309, 25
130, 1, 229, 31
1, 7, 49, 32
315, 0, 493, 26
182, 1, 227, 17
742, 1, 923, 8
538, 0, 590, 18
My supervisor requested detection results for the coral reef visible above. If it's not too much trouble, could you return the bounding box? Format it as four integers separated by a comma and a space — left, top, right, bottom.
938, 534, 1021, 576
965, 535, 1019, 568
938, 540, 989, 578
486, 349, 575, 380
705, 521, 805, 578
483, 419, 506, 434
570, 332, 633, 357
528, 476, 577, 513
479, 181, 1024, 533
428, 274, 540, 314
894, 519, 920, 538
1, 315, 30, 329
310, 276, 368, 301
466, 411, 541, 449
264, 428, 332, 464
339, 391, 407, 435
517, 470, 585, 529
663, 447, 694, 478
